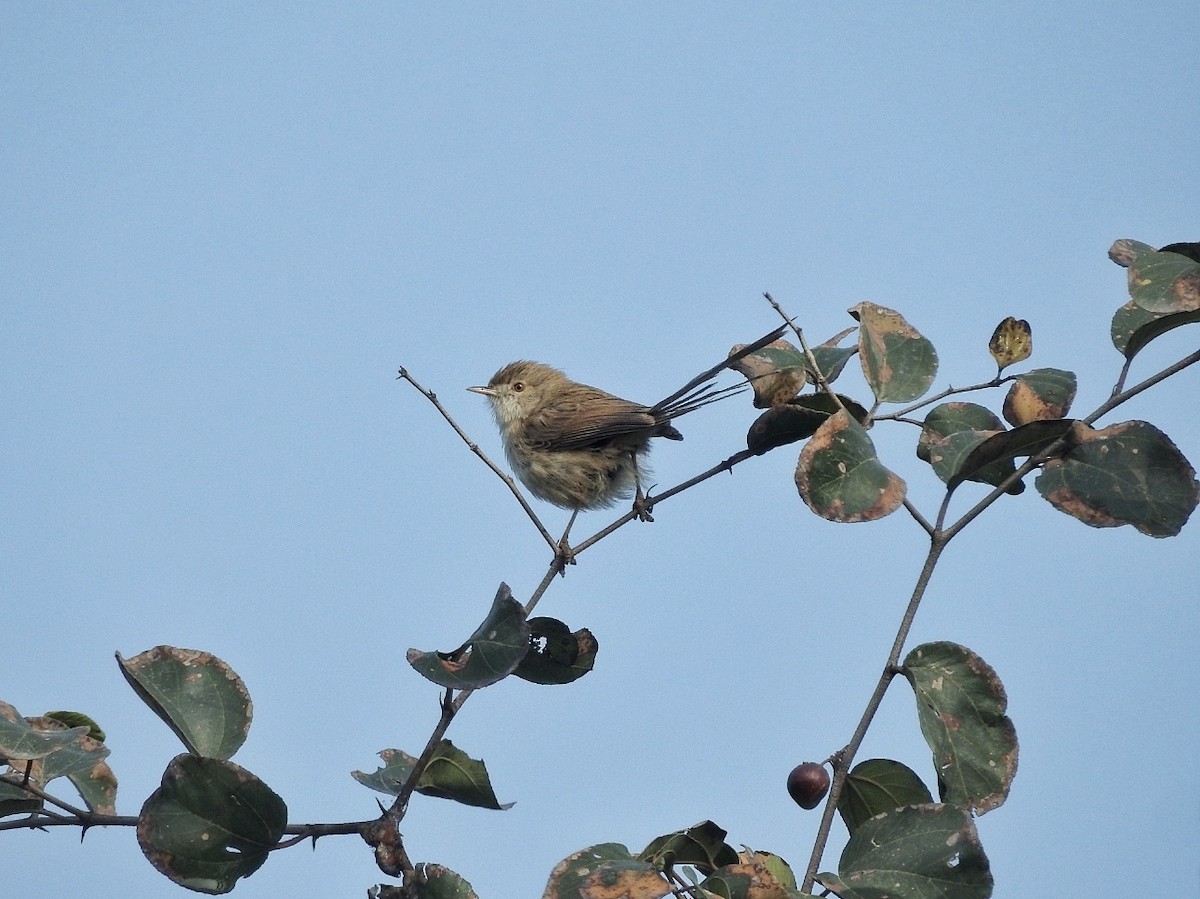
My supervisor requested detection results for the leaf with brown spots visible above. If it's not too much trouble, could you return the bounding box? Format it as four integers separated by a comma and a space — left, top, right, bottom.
543, 844, 669, 899
1035, 420, 1199, 537
795, 410, 906, 522
138, 754, 286, 893
727, 338, 808, 408
117, 646, 252, 760
988, 316, 1032, 372
817, 804, 992, 898
903, 642, 1017, 815
1001, 367, 1076, 426
1126, 247, 1200, 314
849, 301, 939, 404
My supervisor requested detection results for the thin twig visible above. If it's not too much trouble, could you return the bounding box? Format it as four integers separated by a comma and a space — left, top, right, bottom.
902, 498, 935, 536
762, 291, 800, 338
801, 537, 948, 891
1087, 347, 1200, 425
874, 375, 1014, 422
396, 367, 558, 552
569, 449, 758, 557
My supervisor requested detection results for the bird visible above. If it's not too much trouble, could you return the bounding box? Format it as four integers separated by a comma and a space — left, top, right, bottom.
468, 325, 786, 527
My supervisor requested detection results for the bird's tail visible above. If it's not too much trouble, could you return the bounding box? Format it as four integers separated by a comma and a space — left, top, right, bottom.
652, 324, 788, 424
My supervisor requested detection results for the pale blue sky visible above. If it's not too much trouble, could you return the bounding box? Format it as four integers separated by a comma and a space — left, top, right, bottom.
3, 4, 1197, 897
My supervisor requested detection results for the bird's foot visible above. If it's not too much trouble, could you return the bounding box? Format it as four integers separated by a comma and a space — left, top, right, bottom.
632, 488, 655, 523
554, 536, 577, 571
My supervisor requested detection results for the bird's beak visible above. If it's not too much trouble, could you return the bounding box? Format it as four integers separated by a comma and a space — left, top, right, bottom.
467, 385, 495, 396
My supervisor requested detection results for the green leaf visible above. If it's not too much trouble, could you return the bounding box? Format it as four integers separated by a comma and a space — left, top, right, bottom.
817, 804, 992, 899
903, 642, 1017, 814
1108, 238, 1156, 267
352, 740, 513, 810
638, 820, 739, 874
1111, 299, 1200, 360
850, 302, 939, 403
1001, 367, 1076, 426
0, 700, 91, 761
0, 705, 116, 818
23, 716, 116, 815
117, 646, 252, 759
513, 617, 598, 685
945, 418, 1078, 493
809, 327, 859, 385
1035, 420, 1199, 537
420, 740, 512, 810
543, 843, 666, 898
917, 403, 1005, 456
138, 754, 286, 895
43, 711, 106, 743
917, 403, 1022, 494
838, 759, 934, 835
1126, 248, 1200, 314
407, 583, 530, 689
795, 411, 906, 522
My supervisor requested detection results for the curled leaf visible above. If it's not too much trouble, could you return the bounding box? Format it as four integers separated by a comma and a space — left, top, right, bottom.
1108, 238, 1156, 268
353, 741, 513, 810
513, 617, 598, 685
638, 820, 739, 873
1111, 300, 1200, 360
746, 394, 868, 455
808, 327, 859, 385
728, 339, 808, 408
406, 584, 530, 689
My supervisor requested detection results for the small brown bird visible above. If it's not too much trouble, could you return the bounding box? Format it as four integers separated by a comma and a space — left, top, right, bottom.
468, 327, 786, 518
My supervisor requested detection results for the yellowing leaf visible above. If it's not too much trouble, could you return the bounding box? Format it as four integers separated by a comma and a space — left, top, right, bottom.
1001, 368, 1076, 426
988, 317, 1032, 371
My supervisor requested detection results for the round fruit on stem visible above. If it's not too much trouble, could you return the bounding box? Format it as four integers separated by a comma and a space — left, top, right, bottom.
786, 762, 830, 809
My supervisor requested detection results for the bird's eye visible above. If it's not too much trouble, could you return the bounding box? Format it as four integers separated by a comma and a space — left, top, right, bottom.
512, 382, 524, 392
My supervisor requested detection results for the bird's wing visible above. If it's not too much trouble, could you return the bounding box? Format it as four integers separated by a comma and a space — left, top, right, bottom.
524, 395, 659, 450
